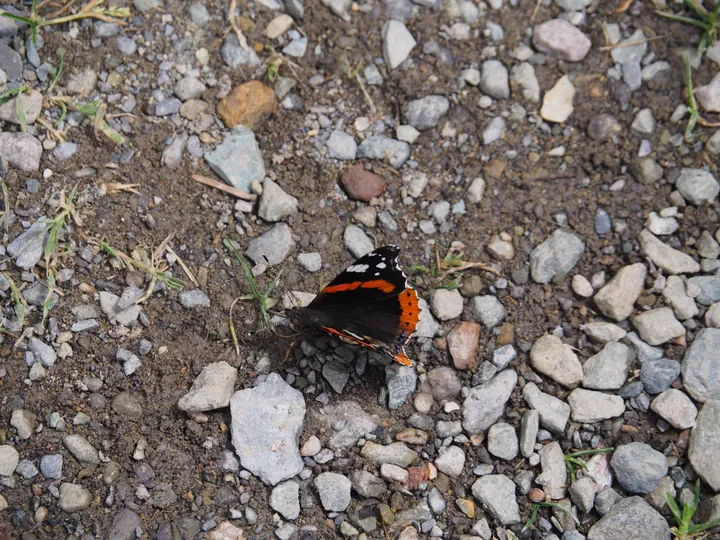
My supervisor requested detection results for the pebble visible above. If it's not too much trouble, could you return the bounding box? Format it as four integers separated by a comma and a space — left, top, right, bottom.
480, 60, 509, 100
0, 89, 42, 126
582, 342, 632, 390
397, 124, 420, 143
205, 126, 266, 192
682, 328, 720, 402
314, 472, 351, 511
482, 117, 506, 145
269, 481, 300, 520
675, 168, 719, 205
258, 178, 298, 222
427, 367, 462, 401
357, 135, 410, 169
39, 454, 63, 479
434, 445, 465, 477
59, 483, 93, 512
107, 509, 142, 540
471, 475, 521, 525
588, 496, 670, 539
404, 95, 450, 131
538, 441, 567, 499
221, 34, 261, 68
646, 212, 678, 235
63, 434, 100, 465
631, 108, 655, 138
593, 263, 647, 321
532, 19, 591, 62
382, 20, 416, 69
341, 164, 387, 201
695, 72, 720, 112
581, 322, 627, 343
0, 445, 19, 476
530, 229, 585, 283
470, 295, 506, 328
662, 275, 698, 320
633, 157, 664, 184
572, 275, 593, 297
638, 229, 700, 275
178, 289, 210, 309
386, 364, 417, 409
522, 382, 571, 433
687, 276, 720, 305
326, 130, 357, 160
0, 132, 42, 172
689, 397, 720, 490
360, 441, 417, 467
610, 442, 668, 494
462, 369, 517, 433
178, 361, 237, 412
519, 409, 539, 458
174, 76, 206, 101
297, 252, 322, 272
530, 334, 584, 388
641, 358, 681, 395
487, 423, 518, 460
632, 307, 684, 346
66, 68, 97, 95
447, 322, 481, 370
218, 81, 276, 130
651, 389, 697, 429
29, 337, 57, 367
430, 288, 463, 320
568, 388, 625, 422
229, 373, 305, 485
245, 223, 296, 266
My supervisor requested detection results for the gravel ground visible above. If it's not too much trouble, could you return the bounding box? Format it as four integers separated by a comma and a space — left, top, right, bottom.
0, 0, 720, 539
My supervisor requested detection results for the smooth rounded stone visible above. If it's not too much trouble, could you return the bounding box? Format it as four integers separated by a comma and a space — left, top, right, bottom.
595, 208, 612, 234
689, 397, 720, 490
510, 62, 540, 103
430, 288, 463, 320
650, 389, 697, 429
59, 483, 93, 512
447, 322, 481, 370
314, 472, 351, 511
269, 481, 300, 520
357, 135, 410, 169
230, 373, 305, 485
382, 20, 416, 69
386, 364, 417, 409
641, 358, 681, 394
325, 130, 357, 160
695, 72, 720, 113
404, 95, 450, 131
428, 487, 446, 514
587, 113, 622, 142
676, 168, 719, 205
697, 230, 720, 258
470, 295, 506, 328
297, 252, 322, 273
462, 369, 517, 434
178, 289, 210, 309
258, 178, 298, 222
350, 470, 387, 498
205, 126, 265, 193
593, 264, 646, 322
10, 409, 35, 440
480, 60, 509, 100
568, 389, 625, 423
471, 475, 521, 525
341, 164, 387, 202
112, 391, 143, 419
487, 235, 515, 260
661, 275, 698, 321
174, 76, 206, 101
582, 342, 632, 390
107, 508, 141, 540
360, 441, 417, 467
245, 223, 296, 266
707, 130, 720, 154
610, 442, 668, 494
541, 75, 576, 123
687, 276, 720, 305
581, 322, 627, 343
427, 367, 462, 401
487, 423, 519, 460
587, 496, 671, 540
632, 307, 684, 346
631, 157, 664, 185
434, 445, 465, 477
178, 361, 237, 413
638, 229, 700, 275
522, 382, 571, 434
569, 476, 596, 514
683, 328, 720, 402
572, 275, 593, 297
532, 19, 591, 61
188, 2, 210, 25
530, 334, 583, 388
646, 212, 678, 235
519, 409, 539, 458
482, 116, 506, 145
63, 434, 100, 465
0, 445, 19, 476
154, 98, 181, 117
530, 229, 585, 284
706, 302, 720, 327
39, 454, 63, 479
466, 177, 486, 204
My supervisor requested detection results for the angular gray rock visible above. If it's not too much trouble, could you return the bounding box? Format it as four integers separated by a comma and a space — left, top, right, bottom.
205, 126, 266, 192
687, 276, 720, 305
230, 373, 305, 485
689, 397, 720, 491
682, 328, 720, 402
568, 389, 625, 423
593, 263, 646, 321
245, 223, 296, 266
587, 496, 671, 540
386, 364, 417, 409
0, 445, 19, 476
107, 509, 142, 540
178, 361, 238, 412
471, 475, 521, 525
581, 321, 627, 343
357, 135, 410, 169
641, 358, 681, 394
63, 434, 100, 465
0, 132, 42, 172
522, 382, 570, 434
269, 481, 300, 520
314, 472, 351, 511
675, 168, 719, 205
530, 229, 585, 284
650, 389, 697, 429
610, 442, 668, 494
539, 441, 567, 499
404, 95, 450, 131
487, 423, 518, 460
532, 19, 591, 62
582, 342, 632, 390
632, 307, 685, 346
530, 334, 584, 388
638, 229, 700, 275
519, 409, 539, 458
382, 20, 416, 69
662, 275, 699, 321
462, 369, 517, 434
258, 179, 299, 222
7, 219, 50, 270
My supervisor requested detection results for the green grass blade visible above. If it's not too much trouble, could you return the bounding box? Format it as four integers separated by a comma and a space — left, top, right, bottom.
48, 48, 65, 93
665, 492, 683, 524
224, 236, 262, 299
688, 518, 720, 534
0, 12, 35, 24
656, 11, 709, 28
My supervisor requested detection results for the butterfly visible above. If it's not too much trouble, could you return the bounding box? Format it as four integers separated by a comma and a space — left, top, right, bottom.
287, 245, 420, 366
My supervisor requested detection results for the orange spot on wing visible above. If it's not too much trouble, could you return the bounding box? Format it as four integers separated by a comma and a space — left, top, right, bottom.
360, 279, 395, 293
322, 281, 363, 293
398, 288, 420, 335
322, 279, 396, 294
394, 350, 413, 366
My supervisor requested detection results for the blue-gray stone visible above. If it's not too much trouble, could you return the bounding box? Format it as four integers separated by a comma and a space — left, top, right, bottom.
385, 364, 417, 409
357, 136, 410, 169
0, 41, 22, 80
25, 36, 41, 68
595, 208, 612, 234
7, 219, 49, 270
640, 358, 680, 394
221, 34, 261, 68
40, 454, 63, 479
154, 98, 182, 117
53, 142, 78, 162
682, 328, 720, 402
686, 276, 720, 305
205, 126, 266, 193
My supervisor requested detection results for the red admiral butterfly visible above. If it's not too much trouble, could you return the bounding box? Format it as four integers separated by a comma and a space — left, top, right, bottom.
287, 245, 420, 366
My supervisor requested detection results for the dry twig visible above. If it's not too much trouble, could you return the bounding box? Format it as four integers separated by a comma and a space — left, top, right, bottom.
191, 174, 257, 201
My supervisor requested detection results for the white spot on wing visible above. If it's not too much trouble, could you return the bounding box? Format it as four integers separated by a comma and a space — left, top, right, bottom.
347, 264, 369, 273
377, 262, 387, 269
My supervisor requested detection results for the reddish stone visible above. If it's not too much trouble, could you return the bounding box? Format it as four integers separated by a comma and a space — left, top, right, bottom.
340, 164, 387, 201
406, 465, 429, 489
447, 321, 481, 370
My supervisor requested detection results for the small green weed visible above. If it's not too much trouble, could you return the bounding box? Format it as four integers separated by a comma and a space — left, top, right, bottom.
666, 480, 720, 539
564, 447, 614, 485
265, 60, 281, 84
522, 501, 580, 533
4, 272, 27, 328
683, 55, 700, 142
656, 0, 720, 55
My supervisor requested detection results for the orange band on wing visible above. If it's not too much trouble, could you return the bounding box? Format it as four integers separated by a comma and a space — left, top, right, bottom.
398, 288, 420, 335
322, 279, 396, 294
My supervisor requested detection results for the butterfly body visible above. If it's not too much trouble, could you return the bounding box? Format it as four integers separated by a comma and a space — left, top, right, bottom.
287, 245, 420, 366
